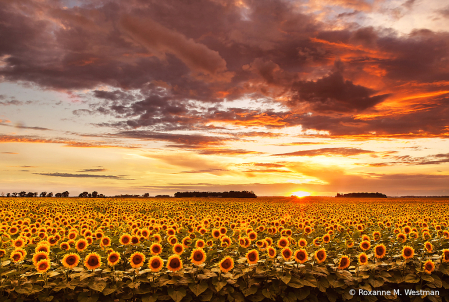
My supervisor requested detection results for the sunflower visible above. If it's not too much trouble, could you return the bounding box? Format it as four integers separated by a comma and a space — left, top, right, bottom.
153, 234, 162, 243
218, 256, 234, 273
148, 256, 164, 272
190, 248, 206, 266
314, 248, 327, 264
219, 227, 227, 235
423, 260, 435, 274
212, 229, 221, 239
12, 238, 25, 249
294, 249, 308, 264
167, 254, 183, 272
424, 241, 433, 253
281, 247, 293, 261
107, 251, 120, 266
182, 236, 192, 247
195, 239, 206, 248
60, 242, 70, 251
298, 238, 307, 247
119, 233, 131, 245
396, 233, 406, 243
84, 252, 102, 270
304, 226, 312, 234
129, 252, 145, 269
100, 236, 111, 247
346, 240, 354, 248
246, 250, 259, 265
0, 249, 6, 258
173, 243, 184, 255
358, 252, 368, 265
422, 231, 431, 241
313, 237, 321, 247
264, 237, 273, 246
374, 244, 387, 259
35, 244, 50, 254
35, 259, 51, 274
322, 234, 330, 244
168, 237, 178, 245
443, 249, 449, 263
267, 246, 276, 258
61, 253, 80, 269
248, 231, 257, 241
361, 235, 370, 241
10, 250, 24, 263
32, 251, 49, 266
360, 241, 371, 251
277, 237, 289, 248
131, 235, 140, 245
75, 238, 88, 252
150, 243, 163, 255
338, 255, 350, 270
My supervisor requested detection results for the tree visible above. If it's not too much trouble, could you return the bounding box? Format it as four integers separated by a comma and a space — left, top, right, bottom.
19, 191, 26, 197
62, 191, 69, 197
12, 192, 18, 197
26, 192, 34, 197
92, 191, 98, 198
79, 192, 88, 198
40, 192, 47, 197
47, 192, 53, 197
55, 193, 62, 197
6, 193, 10, 197
143, 193, 150, 198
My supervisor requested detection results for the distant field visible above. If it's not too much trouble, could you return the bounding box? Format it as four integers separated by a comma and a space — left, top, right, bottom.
0, 197, 448, 302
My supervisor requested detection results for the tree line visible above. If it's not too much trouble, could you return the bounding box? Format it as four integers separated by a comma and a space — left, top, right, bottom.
174, 191, 257, 198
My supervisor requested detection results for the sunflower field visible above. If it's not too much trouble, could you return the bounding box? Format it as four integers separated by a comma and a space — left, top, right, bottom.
1, 197, 449, 302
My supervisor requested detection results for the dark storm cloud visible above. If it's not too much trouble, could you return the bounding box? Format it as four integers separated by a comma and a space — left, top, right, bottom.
33, 172, 133, 180
289, 71, 390, 113
0, 0, 448, 139
273, 147, 374, 157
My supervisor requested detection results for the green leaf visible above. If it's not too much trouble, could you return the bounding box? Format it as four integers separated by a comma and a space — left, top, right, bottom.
242, 285, 258, 297
189, 281, 209, 296
280, 273, 292, 285
168, 287, 186, 302
199, 289, 214, 302
77, 292, 99, 302
405, 274, 420, 283
142, 293, 158, 302
102, 284, 117, 296
282, 291, 297, 302
297, 287, 310, 300
88, 279, 107, 292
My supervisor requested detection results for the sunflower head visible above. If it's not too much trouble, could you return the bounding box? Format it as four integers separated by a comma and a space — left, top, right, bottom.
402, 246, 414, 260
424, 241, 433, 253
119, 234, 131, 245
167, 254, 183, 272
281, 247, 293, 261
148, 256, 164, 272
173, 243, 184, 255
338, 255, 350, 270
107, 251, 121, 266
360, 241, 371, 251
443, 249, 449, 263
294, 249, 308, 264
84, 252, 102, 270
277, 237, 289, 248
423, 260, 435, 274
315, 248, 327, 264
62, 253, 80, 269
129, 252, 145, 269
150, 243, 163, 255
32, 251, 49, 266
195, 239, 205, 248
358, 252, 368, 265
190, 248, 206, 266
36, 259, 51, 274
267, 246, 276, 258
218, 256, 234, 273
246, 250, 259, 265
374, 244, 387, 259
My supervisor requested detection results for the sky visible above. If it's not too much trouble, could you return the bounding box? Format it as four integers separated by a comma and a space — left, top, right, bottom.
1, 0, 449, 197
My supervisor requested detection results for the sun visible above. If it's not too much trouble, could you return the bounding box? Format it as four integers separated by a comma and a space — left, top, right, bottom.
291, 191, 311, 198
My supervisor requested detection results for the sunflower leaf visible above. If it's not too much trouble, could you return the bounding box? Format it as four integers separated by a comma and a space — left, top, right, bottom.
168, 287, 186, 302
189, 281, 209, 296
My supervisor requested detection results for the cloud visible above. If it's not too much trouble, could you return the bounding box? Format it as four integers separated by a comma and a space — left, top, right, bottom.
1, 151, 18, 154
33, 172, 133, 180
0, 121, 51, 131
273, 147, 375, 157
120, 14, 230, 78
77, 168, 107, 172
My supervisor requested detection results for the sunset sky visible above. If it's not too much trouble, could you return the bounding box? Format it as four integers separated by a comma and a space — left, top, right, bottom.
1, 0, 449, 197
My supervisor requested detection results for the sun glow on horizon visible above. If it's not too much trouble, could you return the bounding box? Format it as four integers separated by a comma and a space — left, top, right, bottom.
290, 191, 311, 198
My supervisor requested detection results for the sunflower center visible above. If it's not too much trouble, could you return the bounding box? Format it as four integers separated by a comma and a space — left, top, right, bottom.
194, 252, 203, 261
298, 252, 306, 260
248, 253, 257, 261
221, 259, 231, 269
88, 257, 99, 266
170, 258, 181, 268
132, 255, 142, 264
38, 262, 48, 270
13, 254, 21, 261
109, 254, 118, 262
317, 251, 325, 260
151, 260, 161, 268
66, 256, 76, 265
